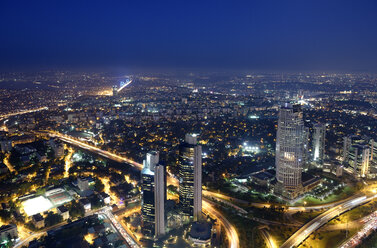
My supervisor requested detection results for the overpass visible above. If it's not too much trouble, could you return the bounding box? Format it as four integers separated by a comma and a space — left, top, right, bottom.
280, 194, 377, 248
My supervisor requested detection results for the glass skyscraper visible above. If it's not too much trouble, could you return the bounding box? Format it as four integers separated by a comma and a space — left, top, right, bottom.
178, 134, 202, 221
141, 151, 166, 238
312, 122, 326, 165
275, 103, 305, 199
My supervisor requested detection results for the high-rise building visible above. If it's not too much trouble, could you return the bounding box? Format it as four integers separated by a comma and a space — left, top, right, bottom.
343, 135, 366, 164
154, 163, 166, 237
348, 144, 370, 178
303, 126, 310, 169
312, 123, 326, 165
369, 139, 377, 167
179, 134, 202, 221
275, 103, 305, 199
141, 151, 166, 238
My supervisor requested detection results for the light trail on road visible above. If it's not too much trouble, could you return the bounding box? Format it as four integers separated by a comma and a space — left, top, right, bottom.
339, 210, 377, 248
117, 79, 133, 92
260, 228, 277, 248
203, 200, 239, 248
280, 195, 377, 248
0, 107, 48, 120
99, 208, 140, 248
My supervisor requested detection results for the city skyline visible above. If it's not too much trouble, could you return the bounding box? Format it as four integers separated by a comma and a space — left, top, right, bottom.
2, 1, 377, 248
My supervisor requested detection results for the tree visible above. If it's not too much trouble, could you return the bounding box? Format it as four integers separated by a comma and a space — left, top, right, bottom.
94, 179, 104, 192
90, 195, 104, 210
47, 148, 55, 160
68, 201, 85, 219
0, 210, 11, 222
44, 212, 63, 227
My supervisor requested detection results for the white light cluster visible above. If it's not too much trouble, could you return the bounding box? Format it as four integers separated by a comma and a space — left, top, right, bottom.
22, 196, 53, 216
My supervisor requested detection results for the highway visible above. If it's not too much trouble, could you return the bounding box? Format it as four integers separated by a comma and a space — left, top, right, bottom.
203, 199, 239, 248
260, 228, 277, 248
0, 107, 48, 120
117, 79, 133, 92
339, 210, 377, 248
14, 232, 45, 248
99, 207, 140, 248
50, 132, 239, 248
249, 195, 367, 213
203, 189, 359, 213
49, 132, 142, 168
203, 190, 248, 214
280, 195, 377, 248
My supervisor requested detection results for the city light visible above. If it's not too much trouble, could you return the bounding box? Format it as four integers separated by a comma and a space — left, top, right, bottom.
22, 196, 53, 216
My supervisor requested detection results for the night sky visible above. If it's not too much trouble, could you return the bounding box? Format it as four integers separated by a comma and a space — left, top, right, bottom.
1, 0, 377, 72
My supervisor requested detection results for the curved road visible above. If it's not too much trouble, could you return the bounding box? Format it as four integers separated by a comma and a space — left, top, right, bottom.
203, 200, 239, 248
280, 194, 377, 248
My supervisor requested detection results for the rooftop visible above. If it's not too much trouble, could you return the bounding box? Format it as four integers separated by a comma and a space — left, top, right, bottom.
189, 222, 212, 241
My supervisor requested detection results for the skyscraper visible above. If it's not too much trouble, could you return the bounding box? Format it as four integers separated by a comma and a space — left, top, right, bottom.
343, 135, 366, 164
154, 163, 166, 237
141, 151, 166, 238
179, 134, 202, 221
312, 123, 326, 165
275, 103, 305, 199
349, 144, 370, 178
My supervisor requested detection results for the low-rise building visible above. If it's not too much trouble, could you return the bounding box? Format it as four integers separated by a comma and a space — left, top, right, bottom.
250, 170, 275, 187
0, 224, 18, 241
32, 214, 44, 229
57, 206, 69, 221
78, 177, 90, 192
188, 222, 213, 247
79, 198, 91, 212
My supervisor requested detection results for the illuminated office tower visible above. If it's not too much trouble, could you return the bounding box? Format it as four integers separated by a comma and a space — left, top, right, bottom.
312, 123, 326, 165
348, 144, 370, 178
275, 103, 305, 199
179, 134, 202, 221
343, 135, 366, 164
154, 163, 166, 237
141, 151, 166, 238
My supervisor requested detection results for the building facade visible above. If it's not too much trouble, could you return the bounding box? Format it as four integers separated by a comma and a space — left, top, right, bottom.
0, 224, 18, 242
141, 151, 166, 238
312, 123, 326, 165
275, 103, 305, 199
179, 134, 202, 221
348, 144, 370, 178
343, 135, 372, 178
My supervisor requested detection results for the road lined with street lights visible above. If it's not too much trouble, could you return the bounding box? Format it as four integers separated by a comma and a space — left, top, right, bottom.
99, 208, 140, 248
339, 210, 377, 248
280, 195, 377, 248
49, 131, 239, 248
202, 199, 239, 248
0, 107, 48, 120
260, 228, 277, 248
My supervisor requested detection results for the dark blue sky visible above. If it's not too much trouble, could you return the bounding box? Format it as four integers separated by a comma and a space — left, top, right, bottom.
1, 0, 377, 72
